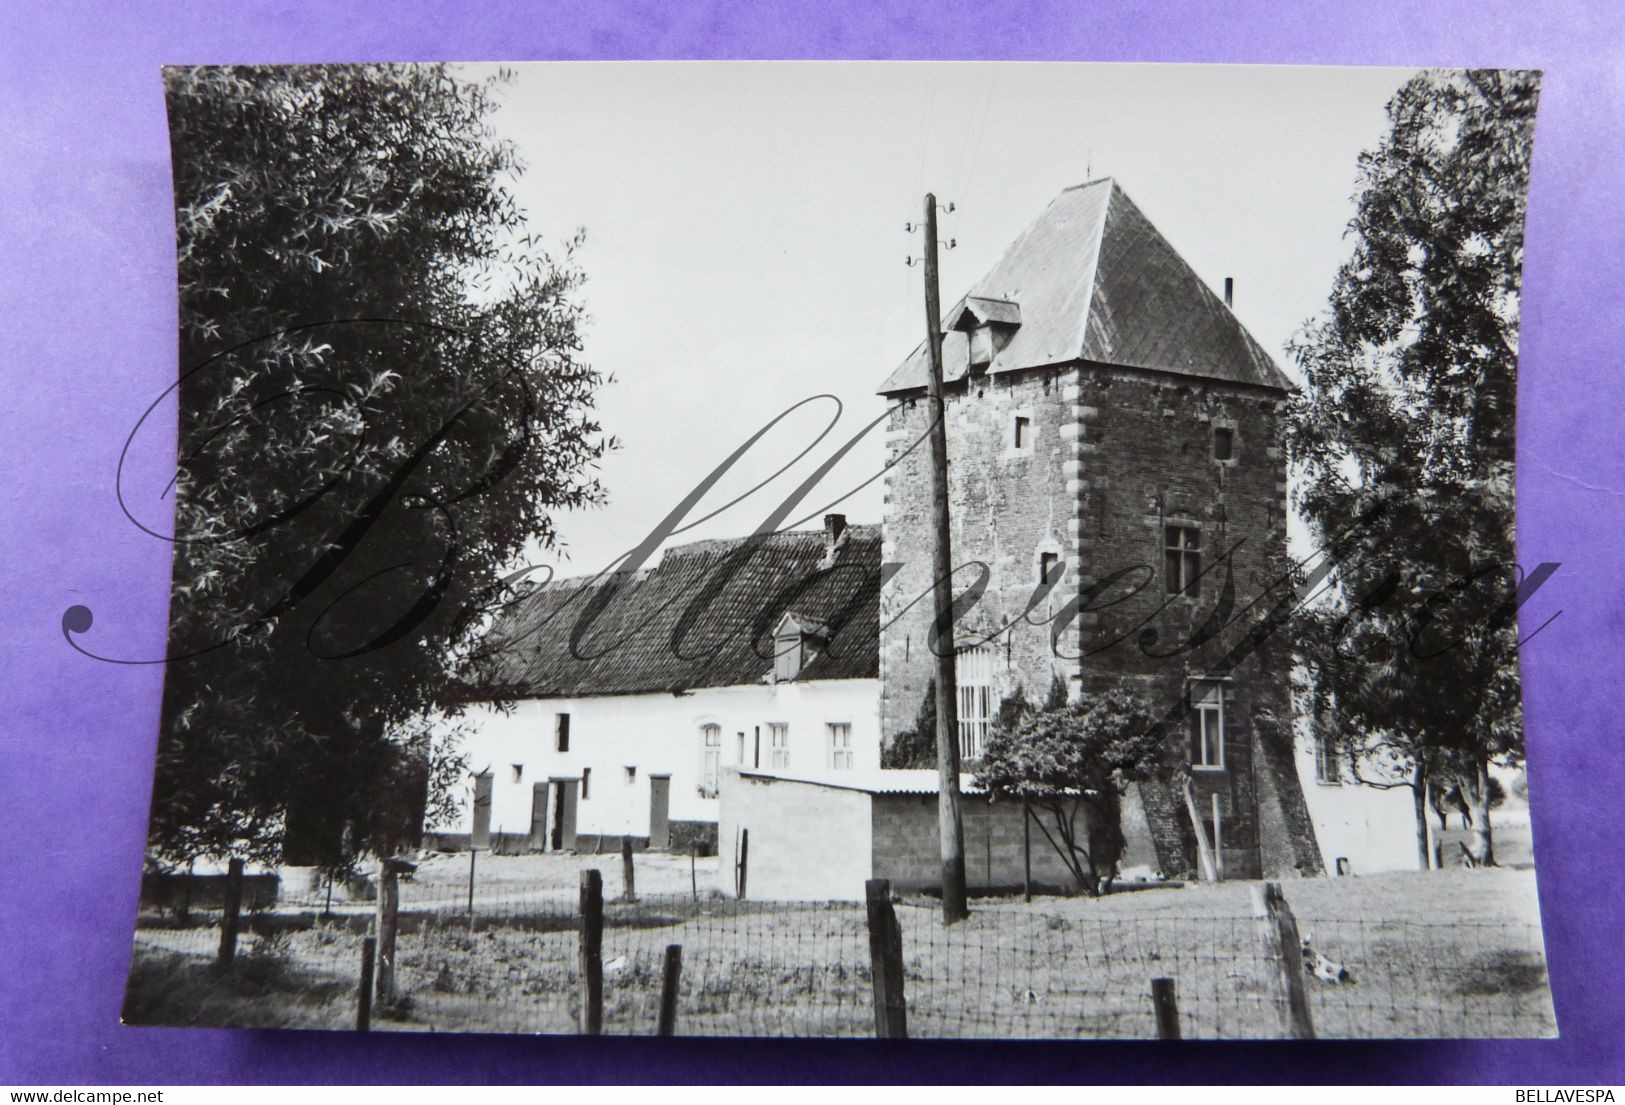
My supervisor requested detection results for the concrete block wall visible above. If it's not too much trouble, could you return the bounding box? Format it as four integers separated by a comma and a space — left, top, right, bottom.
870, 792, 1089, 894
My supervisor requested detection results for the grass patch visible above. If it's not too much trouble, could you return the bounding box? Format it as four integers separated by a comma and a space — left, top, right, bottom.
123, 944, 355, 1031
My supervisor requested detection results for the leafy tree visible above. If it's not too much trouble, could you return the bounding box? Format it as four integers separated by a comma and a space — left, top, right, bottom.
881, 679, 938, 769
146, 65, 609, 869
976, 687, 1166, 896
993, 683, 1033, 737
1288, 70, 1539, 868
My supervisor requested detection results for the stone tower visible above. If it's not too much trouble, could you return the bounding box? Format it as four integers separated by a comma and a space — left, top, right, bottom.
877, 178, 1322, 880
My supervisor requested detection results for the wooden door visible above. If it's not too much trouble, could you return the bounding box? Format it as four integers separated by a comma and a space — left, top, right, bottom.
649, 774, 671, 850
551, 778, 579, 851
528, 782, 549, 851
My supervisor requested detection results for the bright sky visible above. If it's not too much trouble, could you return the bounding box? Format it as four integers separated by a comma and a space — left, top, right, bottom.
462, 62, 1418, 578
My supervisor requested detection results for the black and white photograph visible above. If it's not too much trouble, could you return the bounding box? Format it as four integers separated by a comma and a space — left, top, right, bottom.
119, 61, 1551, 1039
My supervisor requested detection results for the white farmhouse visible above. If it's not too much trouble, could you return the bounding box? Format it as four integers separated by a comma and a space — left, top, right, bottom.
434, 515, 882, 855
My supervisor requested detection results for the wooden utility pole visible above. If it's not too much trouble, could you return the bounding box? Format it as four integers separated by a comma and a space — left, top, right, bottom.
921, 192, 969, 924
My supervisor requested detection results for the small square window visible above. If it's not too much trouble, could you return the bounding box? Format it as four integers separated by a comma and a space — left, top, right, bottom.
624, 765, 637, 783
1013, 415, 1031, 449
510, 764, 524, 784
1039, 552, 1061, 586
581, 767, 591, 799
555, 712, 571, 752
1213, 427, 1234, 461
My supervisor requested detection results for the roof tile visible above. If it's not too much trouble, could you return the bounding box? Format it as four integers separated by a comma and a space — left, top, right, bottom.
468, 526, 881, 699
879, 179, 1292, 394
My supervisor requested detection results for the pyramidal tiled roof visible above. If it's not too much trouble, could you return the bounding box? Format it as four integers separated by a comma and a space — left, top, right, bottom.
878, 178, 1292, 394
466, 526, 881, 699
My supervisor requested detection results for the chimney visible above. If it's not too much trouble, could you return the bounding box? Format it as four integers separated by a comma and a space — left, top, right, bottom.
1223, 277, 1234, 309
822, 513, 848, 566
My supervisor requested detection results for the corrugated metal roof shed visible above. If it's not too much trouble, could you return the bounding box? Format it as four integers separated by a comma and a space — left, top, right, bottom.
735, 767, 986, 795
878, 178, 1292, 394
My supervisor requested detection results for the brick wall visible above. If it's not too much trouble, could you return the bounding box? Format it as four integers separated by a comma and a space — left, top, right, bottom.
1075, 366, 1315, 878
881, 361, 1322, 881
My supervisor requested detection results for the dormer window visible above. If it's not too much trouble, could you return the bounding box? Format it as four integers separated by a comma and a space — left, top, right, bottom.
948, 296, 1022, 372
772, 611, 832, 682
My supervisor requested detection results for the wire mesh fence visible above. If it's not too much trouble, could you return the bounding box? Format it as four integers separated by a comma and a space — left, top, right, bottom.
126, 866, 1555, 1039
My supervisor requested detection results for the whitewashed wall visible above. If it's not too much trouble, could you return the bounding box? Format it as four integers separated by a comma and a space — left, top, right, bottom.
1293, 723, 1423, 876
443, 678, 880, 841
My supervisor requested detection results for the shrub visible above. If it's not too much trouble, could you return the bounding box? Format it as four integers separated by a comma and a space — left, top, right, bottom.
976, 686, 1167, 896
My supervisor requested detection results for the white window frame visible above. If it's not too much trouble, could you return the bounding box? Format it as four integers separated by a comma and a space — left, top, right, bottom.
1165, 524, 1202, 598
827, 722, 854, 770
1190, 680, 1226, 770
956, 644, 996, 760
1314, 733, 1342, 785
699, 723, 722, 797
767, 722, 790, 769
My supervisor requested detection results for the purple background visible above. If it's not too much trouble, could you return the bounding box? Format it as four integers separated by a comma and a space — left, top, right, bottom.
3, 0, 1621, 1085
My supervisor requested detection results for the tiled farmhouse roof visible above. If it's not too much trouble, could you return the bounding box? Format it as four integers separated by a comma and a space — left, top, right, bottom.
878, 178, 1293, 394
467, 525, 881, 699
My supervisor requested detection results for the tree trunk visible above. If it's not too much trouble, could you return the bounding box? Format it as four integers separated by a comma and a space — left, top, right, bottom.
1465, 757, 1497, 867
1411, 762, 1431, 872
1087, 795, 1125, 895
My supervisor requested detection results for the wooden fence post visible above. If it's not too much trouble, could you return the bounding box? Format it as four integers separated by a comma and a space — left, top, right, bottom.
579, 869, 604, 1035
1150, 976, 1180, 1040
1022, 799, 1032, 903
467, 846, 477, 915
736, 828, 749, 901
865, 878, 908, 1039
180, 857, 195, 923
1250, 881, 1315, 1039
357, 936, 376, 1032
657, 943, 683, 1036
375, 860, 401, 1007
216, 857, 244, 966
690, 843, 698, 902
621, 838, 637, 903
